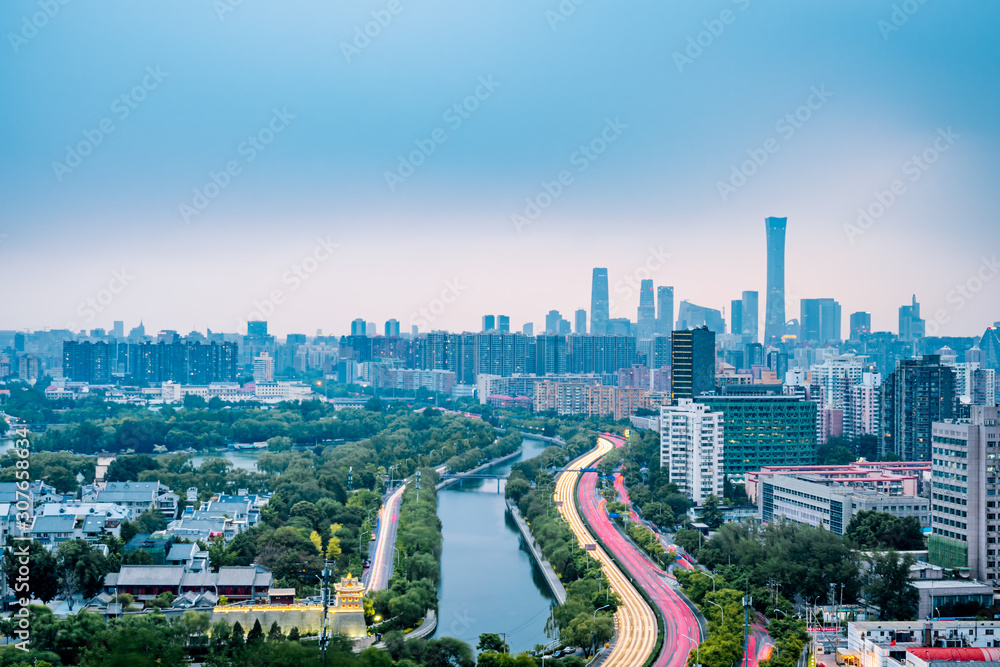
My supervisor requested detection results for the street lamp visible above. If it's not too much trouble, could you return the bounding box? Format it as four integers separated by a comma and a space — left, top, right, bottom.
594, 604, 611, 618
765, 643, 779, 661
708, 600, 724, 626
682, 633, 700, 667
704, 571, 717, 592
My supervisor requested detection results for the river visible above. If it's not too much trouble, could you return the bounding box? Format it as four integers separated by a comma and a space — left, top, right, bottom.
433, 436, 556, 654
189, 449, 264, 473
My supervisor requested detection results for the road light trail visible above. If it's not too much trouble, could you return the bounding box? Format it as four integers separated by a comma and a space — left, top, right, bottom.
554, 437, 658, 667
364, 481, 407, 592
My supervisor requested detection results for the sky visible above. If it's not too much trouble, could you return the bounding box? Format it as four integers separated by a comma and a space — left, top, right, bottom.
1, 0, 999, 338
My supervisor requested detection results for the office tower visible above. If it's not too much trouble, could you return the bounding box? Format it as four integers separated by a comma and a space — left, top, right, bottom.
637, 279, 655, 340
253, 351, 274, 383
545, 310, 562, 334
558, 319, 572, 335
497, 315, 510, 333
522, 323, 534, 336
660, 399, 724, 504
745, 343, 764, 369
849, 312, 872, 341
112, 321, 124, 339
575, 309, 587, 335
286, 334, 307, 345
385, 319, 400, 338
247, 321, 268, 338
799, 298, 842, 344
677, 301, 726, 334
766, 351, 788, 380
13, 332, 25, 353
730, 299, 743, 341
697, 394, 817, 477
741, 291, 759, 343
899, 295, 925, 343
367, 321, 377, 337
928, 406, 1000, 583
881, 355, 956, 461
350, 319, 366, 336
969, 368, 997, 406
482, 315, 496, 332
18, 355, 40, 381
671, 326, 716, 403
980, 327, 1000, 372
764, 216, 787, 344
652, 335, 671, 369
656, 286, 675, 336
591, 268, 610, 335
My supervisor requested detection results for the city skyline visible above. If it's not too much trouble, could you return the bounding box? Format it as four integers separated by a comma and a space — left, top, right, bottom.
1, 2, 998, 337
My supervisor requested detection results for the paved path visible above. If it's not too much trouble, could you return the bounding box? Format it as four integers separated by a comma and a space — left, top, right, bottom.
364, 482, 407, 592
505, 499, 567, 604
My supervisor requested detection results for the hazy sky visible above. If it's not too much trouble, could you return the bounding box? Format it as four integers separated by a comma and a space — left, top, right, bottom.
2, 1, 998, 338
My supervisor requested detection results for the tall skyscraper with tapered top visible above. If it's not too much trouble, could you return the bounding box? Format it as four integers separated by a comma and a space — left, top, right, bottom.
590, 268, 609, 335
764, 216, 787, 344
637, 279, 655, 340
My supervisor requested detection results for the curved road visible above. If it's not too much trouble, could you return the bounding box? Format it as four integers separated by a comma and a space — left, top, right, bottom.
580, 435, 700, 667
364, 482, 407, 592
554, 437, 659, 667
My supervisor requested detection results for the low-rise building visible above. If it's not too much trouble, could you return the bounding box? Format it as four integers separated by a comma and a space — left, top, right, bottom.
847, 619, 1000, 667
82, 481, 179, 519
105, 565, 272, 602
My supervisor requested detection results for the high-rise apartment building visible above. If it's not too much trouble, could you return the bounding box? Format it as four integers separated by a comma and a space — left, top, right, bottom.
591, 268, 610, 335
764, 216, 787, 344
637, 280, 655, 340
850, 312, 872, 341
656, 286, 674, 337
660, 399, 724, 504
881, 355, 956, 461
671, 326, 716, 403
928, 406, 1000, 585
847, 372, 882, 440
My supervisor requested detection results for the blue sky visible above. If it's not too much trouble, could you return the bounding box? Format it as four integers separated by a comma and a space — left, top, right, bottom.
1, 0, 998, 337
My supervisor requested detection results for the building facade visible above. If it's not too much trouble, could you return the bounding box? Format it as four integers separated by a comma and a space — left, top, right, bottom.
660, 399, 724, 504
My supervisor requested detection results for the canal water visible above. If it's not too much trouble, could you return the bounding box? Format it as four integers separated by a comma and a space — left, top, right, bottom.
190, 449, 264, 473
433, 436, 556, 654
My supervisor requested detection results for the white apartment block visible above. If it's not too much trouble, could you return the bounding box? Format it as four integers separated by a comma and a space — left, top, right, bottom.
660, 399, 724, 504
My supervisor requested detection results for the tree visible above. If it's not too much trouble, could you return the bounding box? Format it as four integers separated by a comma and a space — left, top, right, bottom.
56, 539, 109, 608
846, 511, 925, 551
424, 637, 475, 667
698, 495, 723, 529
326, 524, 343, 559
867, 549, 919, 620
248, 618, 264, 643
3, 539, 59, 602
477, 633, 508, 654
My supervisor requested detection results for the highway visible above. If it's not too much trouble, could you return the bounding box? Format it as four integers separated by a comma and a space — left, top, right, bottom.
553, 436, 659, 667
364, 481, 407, 592
579, 435, 700, 667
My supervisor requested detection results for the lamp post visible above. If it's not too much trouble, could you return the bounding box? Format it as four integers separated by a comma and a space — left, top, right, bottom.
594, 604, 611, 618
704, 571, 717, 592
682, 633, 700, 667
765, 643, 779, 661
708, 600, 724, 626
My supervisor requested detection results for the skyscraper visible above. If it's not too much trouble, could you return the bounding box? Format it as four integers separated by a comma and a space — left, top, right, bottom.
482, 315, 496, 332
764, 216, 787, 344
677, 301, 725, 334
545, 310, 562, 333
849, 312, 872, 341
880, 355, 956, 460
637, 279, 655, 340
741, 291, 759, 342
799, 298, 842, 344
248, 320, 268, 338
350, 319, 366, 336
497, 315, 510, 333
730, 299, 743, 340
656, 286, 674, 336
899, 295, 925, 342
671, 326, 716, 404
574, 309, 587, 334
385, 319, 400, 337
660, 399, 724, 504
590, 268, 609, 335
